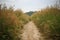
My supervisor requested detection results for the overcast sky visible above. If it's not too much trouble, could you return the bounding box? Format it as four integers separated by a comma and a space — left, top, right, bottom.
0, 0, 57, 12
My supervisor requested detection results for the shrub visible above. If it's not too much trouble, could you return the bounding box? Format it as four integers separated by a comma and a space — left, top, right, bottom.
31, 7, 60, 40
0, 6, 22, 40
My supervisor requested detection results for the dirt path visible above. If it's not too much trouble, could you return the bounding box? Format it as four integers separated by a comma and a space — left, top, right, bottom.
21, 21, 43, 40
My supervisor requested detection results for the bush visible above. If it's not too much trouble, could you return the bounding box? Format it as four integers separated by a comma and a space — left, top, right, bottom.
31, 7, 60, 40
14, 9, 31, 26
0, 4, 31, 40
0, 6, 23, 40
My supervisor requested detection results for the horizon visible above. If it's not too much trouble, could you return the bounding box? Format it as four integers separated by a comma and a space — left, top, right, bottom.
0, 0, 58, 12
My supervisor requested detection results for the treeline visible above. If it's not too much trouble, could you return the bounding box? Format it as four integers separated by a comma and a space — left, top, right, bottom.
0, 4, 30, 40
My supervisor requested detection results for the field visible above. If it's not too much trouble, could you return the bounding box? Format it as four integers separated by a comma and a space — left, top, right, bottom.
0, 4, 60, 40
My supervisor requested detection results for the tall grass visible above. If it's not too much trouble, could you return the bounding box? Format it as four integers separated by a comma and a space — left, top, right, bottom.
31, 7, 60, 40
0, 5, 30, 40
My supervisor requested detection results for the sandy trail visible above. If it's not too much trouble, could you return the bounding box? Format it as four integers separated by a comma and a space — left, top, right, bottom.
21, 21, 43, 40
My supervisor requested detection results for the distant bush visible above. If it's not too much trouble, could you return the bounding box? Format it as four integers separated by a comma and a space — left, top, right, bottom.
31, 7, 60, 40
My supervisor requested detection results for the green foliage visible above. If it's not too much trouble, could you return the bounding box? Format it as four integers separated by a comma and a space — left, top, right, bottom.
0, 5, 30, 40
14, 9, 31, 26
25, 11, 35, 16
1, 4, 60, 40
0, 7, 22, 40
31, 7, 60, 40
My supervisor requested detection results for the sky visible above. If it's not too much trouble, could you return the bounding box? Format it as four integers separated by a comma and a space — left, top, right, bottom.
0, 0, 57, 12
